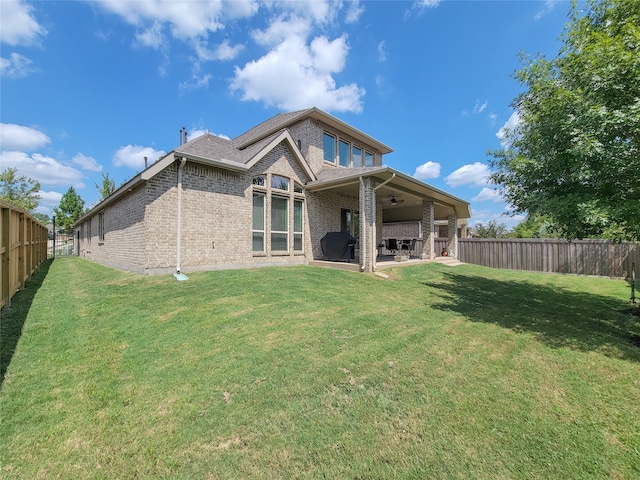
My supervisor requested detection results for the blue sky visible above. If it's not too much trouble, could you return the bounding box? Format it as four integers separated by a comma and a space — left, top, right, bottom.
1, 0, 571, 227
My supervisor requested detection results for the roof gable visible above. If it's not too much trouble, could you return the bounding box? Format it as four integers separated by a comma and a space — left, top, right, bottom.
233, 109, 309, 148
234, 107, 393, 154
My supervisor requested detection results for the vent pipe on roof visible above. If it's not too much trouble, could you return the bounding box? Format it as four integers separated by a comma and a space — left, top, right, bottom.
144, 156, 148, 169
179, 127, 188, 146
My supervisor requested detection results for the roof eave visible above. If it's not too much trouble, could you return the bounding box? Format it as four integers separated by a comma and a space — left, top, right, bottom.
244, 130, 317, 181
237, 107, 394, 155
176, 151, 248, 172
74, 173, 145, 226
306, 166, 472, 219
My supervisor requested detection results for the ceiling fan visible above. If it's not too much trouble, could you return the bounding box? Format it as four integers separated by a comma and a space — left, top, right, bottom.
382, 194, 405, 206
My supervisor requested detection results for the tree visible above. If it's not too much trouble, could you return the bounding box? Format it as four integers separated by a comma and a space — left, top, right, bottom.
489, 0, 640, 241
509, 214, 559, 238
96, 172, 115, 200
32, 213, 51, 225
0, 167, 41, 212
472, 220, 510, 238
53, 187, 85, 234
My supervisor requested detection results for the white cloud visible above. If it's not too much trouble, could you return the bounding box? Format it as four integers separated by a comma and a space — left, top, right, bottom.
0, 0, 46, 46
72, 153, 103, 172
38, 190, 63, 207
417, 0, 441, 6
445, 162, 491, 187
94, 0, 225, 40
0, 123, 50, 151
179, 70, 213, 93
471, 187, 502, 203
473, 99, 488, 113
535, 0, 559, 20
189, 129, 208, 140
135, 21, 165, 49
231, 33, 364, 112
282, 1, 334, 24
252, 15, 312, 47
496, 111, 521, 147
93, 1, 365, 111
0, 52, 36, 79
345, 0, 365, 23
113, 145, 166, 169
188, 128, 231, 141
0, 151, 85, 188
413, 161, 441, 181
195, 39, 244, 62
410, 0, 441, 15
377, 40, 387, 62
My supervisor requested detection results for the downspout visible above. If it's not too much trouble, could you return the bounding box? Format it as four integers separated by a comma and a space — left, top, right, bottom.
176, 157, 187, 274
359, 176, 366, 271
372, 173, 396, 271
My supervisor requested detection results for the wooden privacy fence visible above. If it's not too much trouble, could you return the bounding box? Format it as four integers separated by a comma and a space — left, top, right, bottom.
458, 238, 639, 279
1, 201, 49, 309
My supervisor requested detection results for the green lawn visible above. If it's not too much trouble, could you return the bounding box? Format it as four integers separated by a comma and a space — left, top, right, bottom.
1, 258, 639, 479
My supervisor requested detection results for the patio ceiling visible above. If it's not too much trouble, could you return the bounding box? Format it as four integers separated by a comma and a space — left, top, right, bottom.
305, 167, 471, 221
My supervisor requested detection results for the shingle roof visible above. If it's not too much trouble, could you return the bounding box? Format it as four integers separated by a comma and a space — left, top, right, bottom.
314, 166, 384, 183
175, 107, 392, 167
233, 109, 310, 148
176, 133, 240, 162
175, 128, 290, 166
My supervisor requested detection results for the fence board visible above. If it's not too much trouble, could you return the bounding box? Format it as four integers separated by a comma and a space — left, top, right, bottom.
458, 238, 639, 279
0, 201, 49, 309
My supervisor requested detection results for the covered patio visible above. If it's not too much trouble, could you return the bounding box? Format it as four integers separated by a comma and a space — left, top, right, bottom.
305, 166, 471, 273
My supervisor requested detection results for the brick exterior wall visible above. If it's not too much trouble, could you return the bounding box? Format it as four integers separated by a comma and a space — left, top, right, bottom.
447, 213, 458, 258
75, 115, 414, 275
288, 118, 384, 173
422, 201, 435, 258
307, 190, 359, 260
78, 185, 147, 273
382, 221, 421, 241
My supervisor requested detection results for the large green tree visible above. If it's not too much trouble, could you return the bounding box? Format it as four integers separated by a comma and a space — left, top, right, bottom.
96, 172, 115, 200
508, 215, 559, 239
472, 220, 510, 238
489, 0, 640, 241
0, 167, 41, 212
53, 187, 85, 234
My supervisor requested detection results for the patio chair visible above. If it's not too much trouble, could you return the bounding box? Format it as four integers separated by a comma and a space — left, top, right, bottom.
400, 239, 416, 256
386, 238, 399, 255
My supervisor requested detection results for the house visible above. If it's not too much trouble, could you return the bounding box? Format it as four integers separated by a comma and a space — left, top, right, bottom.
74, 107, 471, 275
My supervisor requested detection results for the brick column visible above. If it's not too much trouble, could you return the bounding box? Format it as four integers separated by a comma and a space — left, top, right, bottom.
360, 177, 375, 272
447, 213, 458, 258
422, 200, 435, 259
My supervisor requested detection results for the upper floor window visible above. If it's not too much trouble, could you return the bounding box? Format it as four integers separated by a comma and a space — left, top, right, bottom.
364, 151, 373, 167
253, 175, 265, 187
294, 181, 303, 193
352, 146, 363, 168
271, 175, 289, 191
339, 140, 349, 167
324, 131, 374, 168
323, 133, 336, 163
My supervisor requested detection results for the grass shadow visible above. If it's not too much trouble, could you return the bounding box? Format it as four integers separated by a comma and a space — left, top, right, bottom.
422, 269, 640, 362
1, 259, 52, 388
